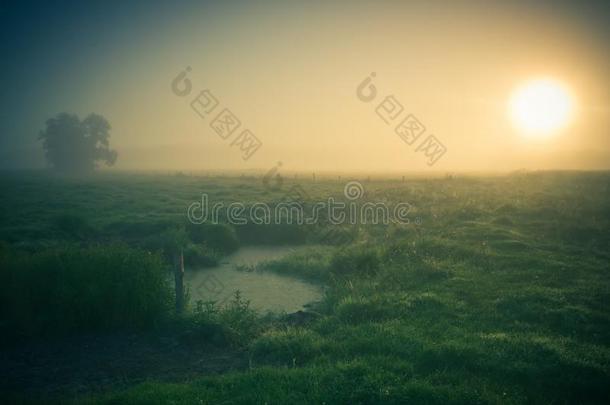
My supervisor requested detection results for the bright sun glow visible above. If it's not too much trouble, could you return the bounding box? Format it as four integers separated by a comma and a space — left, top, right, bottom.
509, 79, 574, 138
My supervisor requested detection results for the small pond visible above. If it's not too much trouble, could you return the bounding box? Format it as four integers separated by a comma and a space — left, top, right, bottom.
184, 246, 323, 313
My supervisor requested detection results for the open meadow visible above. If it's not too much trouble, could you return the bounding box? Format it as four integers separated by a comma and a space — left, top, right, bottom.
1, 171, 609, 404
3, 1, 610, 403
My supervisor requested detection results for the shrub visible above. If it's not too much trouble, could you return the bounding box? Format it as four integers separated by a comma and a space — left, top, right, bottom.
191, 291, 262, 347
183, 243, 221, 267
0, 244, 172, 342
140, 226, 188, 256
187, 223, 239, 254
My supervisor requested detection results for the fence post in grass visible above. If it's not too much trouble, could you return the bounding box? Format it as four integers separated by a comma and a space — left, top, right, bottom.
174, 248, 185, 314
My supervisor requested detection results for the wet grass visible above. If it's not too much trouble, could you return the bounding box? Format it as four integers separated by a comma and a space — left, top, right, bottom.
0, 244, 172, 343
1, 170, 609, 403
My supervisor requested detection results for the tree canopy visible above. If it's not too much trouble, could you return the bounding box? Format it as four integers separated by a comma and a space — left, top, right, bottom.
38, 113, 118, 173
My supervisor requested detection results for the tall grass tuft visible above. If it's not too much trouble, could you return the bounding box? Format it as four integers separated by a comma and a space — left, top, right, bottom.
190, 291, 262, 347
0, 244, 172, 342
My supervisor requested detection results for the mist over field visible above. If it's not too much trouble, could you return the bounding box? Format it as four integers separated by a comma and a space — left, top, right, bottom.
2, 0, 610, 172
1, 1, 610, 404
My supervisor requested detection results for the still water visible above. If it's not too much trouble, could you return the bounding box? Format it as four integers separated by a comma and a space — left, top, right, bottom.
184, 246, 323, 313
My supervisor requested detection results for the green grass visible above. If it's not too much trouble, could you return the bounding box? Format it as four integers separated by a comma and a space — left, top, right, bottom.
1, 170, 609, 403
0, 244, 172, 342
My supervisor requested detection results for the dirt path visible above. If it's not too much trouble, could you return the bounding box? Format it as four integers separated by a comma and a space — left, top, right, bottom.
0, 331, 246, 398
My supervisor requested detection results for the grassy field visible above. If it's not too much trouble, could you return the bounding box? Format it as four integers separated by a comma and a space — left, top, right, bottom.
1, 171, 609, 404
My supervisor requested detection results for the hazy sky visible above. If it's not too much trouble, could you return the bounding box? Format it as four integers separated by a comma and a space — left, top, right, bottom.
1, 0, 609, 172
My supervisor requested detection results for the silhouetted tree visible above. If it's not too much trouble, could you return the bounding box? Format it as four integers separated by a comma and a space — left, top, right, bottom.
38, 113, 118, 173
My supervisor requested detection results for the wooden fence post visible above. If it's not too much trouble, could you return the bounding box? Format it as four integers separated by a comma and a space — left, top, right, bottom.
175, 249, 185, 314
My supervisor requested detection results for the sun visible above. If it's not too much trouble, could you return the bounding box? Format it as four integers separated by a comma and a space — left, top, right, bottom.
508, 78, 574, 138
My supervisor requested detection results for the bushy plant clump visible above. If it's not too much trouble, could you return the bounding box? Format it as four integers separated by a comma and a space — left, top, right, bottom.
0, 244, 172, 341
